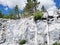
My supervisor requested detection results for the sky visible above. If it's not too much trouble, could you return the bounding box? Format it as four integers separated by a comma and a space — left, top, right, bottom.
54, 0, 60, 7
0, 0, 60, 15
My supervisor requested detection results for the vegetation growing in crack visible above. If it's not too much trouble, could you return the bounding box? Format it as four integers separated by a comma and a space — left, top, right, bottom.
53, 42, 60, 45
19, 40, 27, 45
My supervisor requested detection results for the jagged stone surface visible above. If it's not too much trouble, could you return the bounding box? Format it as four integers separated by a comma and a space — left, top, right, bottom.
0, 17, 60, 45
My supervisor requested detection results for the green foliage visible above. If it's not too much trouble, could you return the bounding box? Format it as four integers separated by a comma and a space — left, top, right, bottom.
0, 10, 3, 18
2, 15, 9, 19
34, 11, 43, 21
9, 12, 15, 19
33, 0, 40, 11
19, 40, 27, 45
24, 1, 34, 13
15, 5, 18, 11
2, 13, 15, 19
2, 15, 13, 19
27, 0, 31, 3
0, 9, 16, 19
58, 5, 60, 9
14, 5, 20, 18
53, 42, 57, 45
24, 0, 40, 14
0, 5, 20, 19
53, 42, 60, 45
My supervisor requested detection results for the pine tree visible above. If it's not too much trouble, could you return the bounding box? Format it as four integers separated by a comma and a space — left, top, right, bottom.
0, 10, 3, 18
58, 5, 60, 9
9, 12, 13, 19
24, 0, 40, 14
41, 6, 46, 12
14, 5, 20, 18
33, 0, 40, 12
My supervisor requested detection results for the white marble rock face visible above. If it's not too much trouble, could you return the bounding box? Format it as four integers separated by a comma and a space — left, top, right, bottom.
0, 16, 60, 45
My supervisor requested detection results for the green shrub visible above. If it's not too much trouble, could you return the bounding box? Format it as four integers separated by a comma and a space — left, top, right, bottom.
19, 40, 27, 45
2, 15, 10, 19
53, 42, 60, 45
2, 15, 15, 19
53, 42, 57, 45
34, 11, 43, 21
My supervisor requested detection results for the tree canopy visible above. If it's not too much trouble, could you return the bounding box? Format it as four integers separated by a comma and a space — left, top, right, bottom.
24, 0, 40, 14
0, 10, 3, 18
14, 5, 20, 18
41, 6, 47, 12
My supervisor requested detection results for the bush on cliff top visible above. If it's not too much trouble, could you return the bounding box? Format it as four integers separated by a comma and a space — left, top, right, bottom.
34, 11, 43, 21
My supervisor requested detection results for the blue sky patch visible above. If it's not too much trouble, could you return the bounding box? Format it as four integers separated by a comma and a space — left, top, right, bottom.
0, 0, 60, 15
54, 0, 60, 7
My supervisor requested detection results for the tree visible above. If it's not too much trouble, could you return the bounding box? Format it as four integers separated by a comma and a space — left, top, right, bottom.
9, 12, 14, 19
0, 10, 3, 18
41, 6, 47, 12
14, 5, 20, 18
24, 0, 40, 14
24, 0, 33, 14
33, 0, 40, 12
58, 5, 60, 9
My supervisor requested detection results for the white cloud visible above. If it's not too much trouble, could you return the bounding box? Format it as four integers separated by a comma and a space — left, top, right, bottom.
37, 0, 57, 10
0, 0, 57, 10
0, 0, 27, 9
